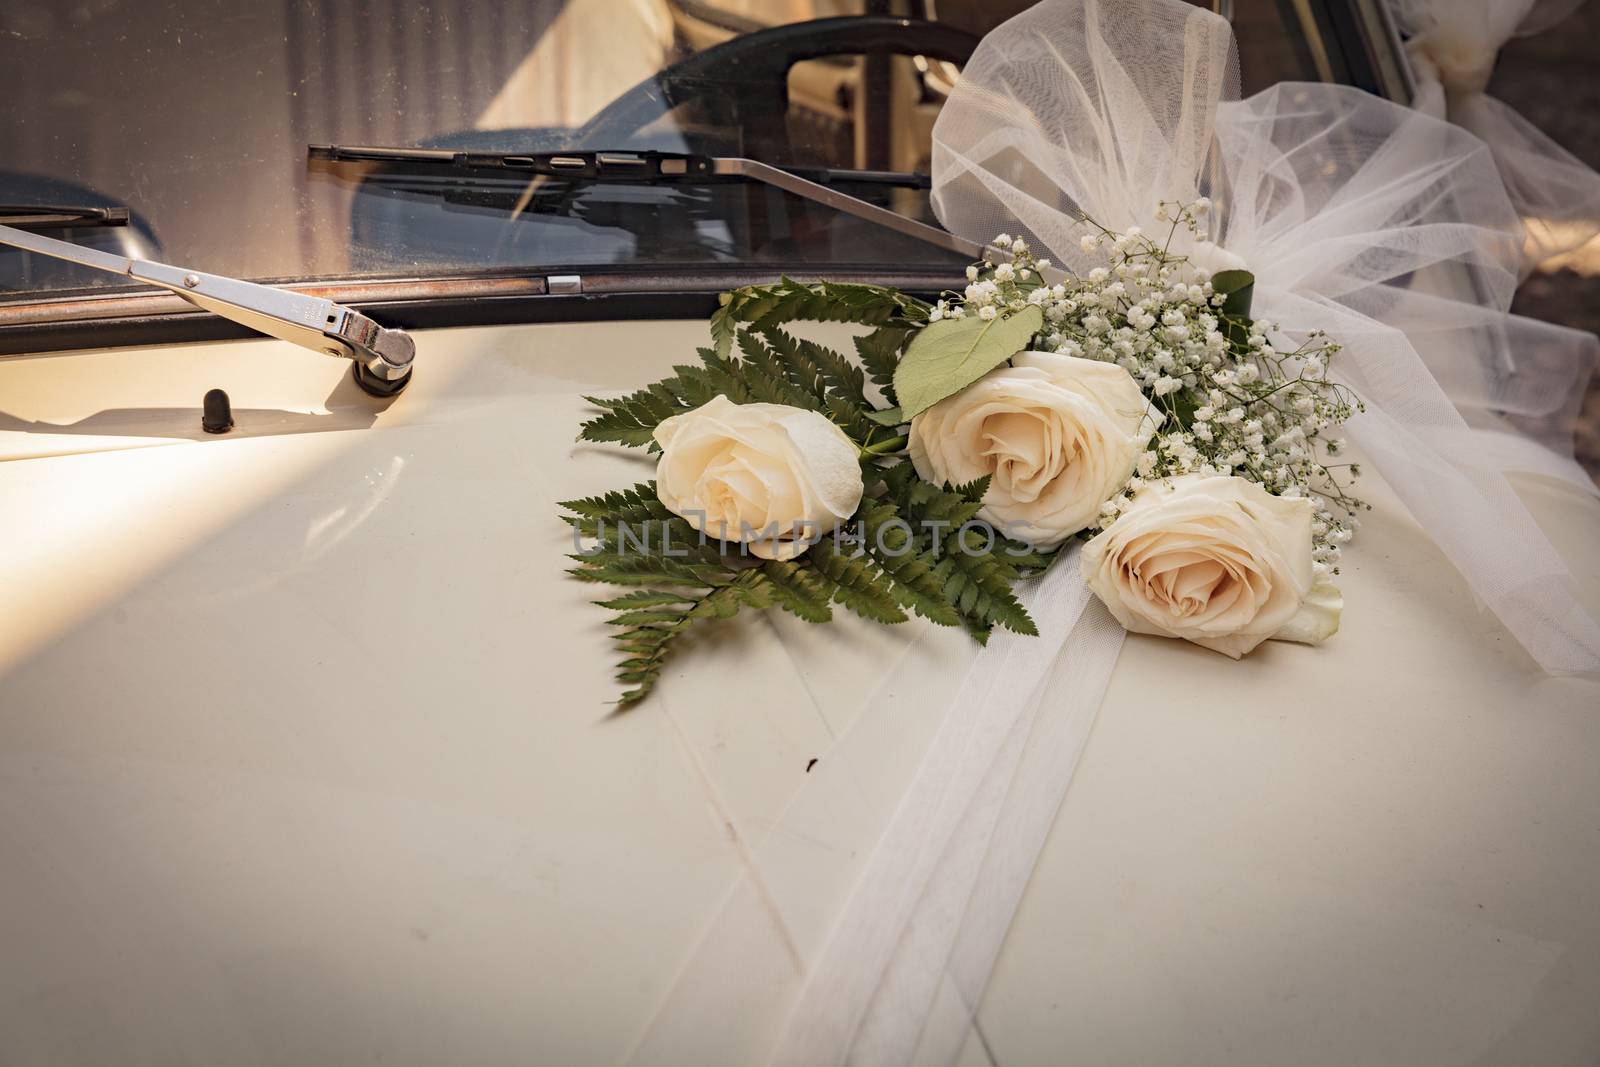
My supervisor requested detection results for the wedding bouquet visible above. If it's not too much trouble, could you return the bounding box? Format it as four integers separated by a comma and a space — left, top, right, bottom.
566, 202, 1356, 703
612, 0, 1600, 1062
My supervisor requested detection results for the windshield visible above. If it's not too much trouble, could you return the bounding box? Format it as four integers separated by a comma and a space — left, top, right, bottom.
0, 0, 982, 295
0, 0, 1325, 299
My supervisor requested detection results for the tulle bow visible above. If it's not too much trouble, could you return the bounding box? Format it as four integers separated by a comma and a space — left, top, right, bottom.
930, 0, 1600, 673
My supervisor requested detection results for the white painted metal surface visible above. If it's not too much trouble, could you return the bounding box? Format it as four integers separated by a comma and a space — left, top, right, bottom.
1, 322, 1596, 1065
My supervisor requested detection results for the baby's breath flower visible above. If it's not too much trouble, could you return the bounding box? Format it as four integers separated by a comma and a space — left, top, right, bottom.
938, 208, 1362, 559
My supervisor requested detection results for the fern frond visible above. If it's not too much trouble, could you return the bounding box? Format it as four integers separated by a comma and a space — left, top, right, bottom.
566, 552, 731, 587
576, 353, 744, 449
600, 568, 775, 705
559, 482, 671, 522
754, 327, 881, 442
932, 542, 1039, 638
856, 503, 963, 627
712, 278, 930, 357
804, 538, 908, 625
760, 558, 836, 623
874, 461, 1046, 637
763, 327, 867, 403
592, 590, 695, 611
734, 330, 828, 409
855, 324, 916, 403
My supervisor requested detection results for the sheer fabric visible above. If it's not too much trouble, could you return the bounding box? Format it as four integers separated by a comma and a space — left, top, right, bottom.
931, 0, 1600, 674
1391, 0, 1600, 272
629, 556, 1124, 1067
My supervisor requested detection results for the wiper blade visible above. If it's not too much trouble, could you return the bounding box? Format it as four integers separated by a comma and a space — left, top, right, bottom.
308, 144, 931, 189
0, 222, 415, 396
308, 145, 978, 258
0, 204, 130, 231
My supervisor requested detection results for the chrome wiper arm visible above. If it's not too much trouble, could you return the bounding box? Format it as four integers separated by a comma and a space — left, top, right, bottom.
307, 144, 981, 260
0, 221, 414, 396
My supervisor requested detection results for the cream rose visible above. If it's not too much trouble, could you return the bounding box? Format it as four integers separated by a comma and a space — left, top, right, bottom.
908, 352, 1156, 548
1081, 474, 1340, 657
652, 395, 864, 560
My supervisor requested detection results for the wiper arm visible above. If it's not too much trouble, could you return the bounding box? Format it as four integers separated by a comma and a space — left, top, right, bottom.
0, 215, 414, 397
0, 204, 130, 231
308, 145, 980, 259
309, 144, 931, 188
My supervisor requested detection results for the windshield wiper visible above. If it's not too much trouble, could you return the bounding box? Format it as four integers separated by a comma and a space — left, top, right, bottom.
0, 218, 415, 396
307, 145, 980, 259
0, 204, 130, 231
309, 144, 931, 188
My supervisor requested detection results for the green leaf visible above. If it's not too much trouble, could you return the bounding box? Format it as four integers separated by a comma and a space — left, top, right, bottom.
593, 590, 694, 610
865, 406, 904, 426
711, 278, 930, 358
804, 539, 909, 625
856, 503, 963, 627
1211, 268, 1255, 347
855, 324, 915, 403
873, 460, 1049, 637
892, 305, 1044, 419
576, 352, 739, 449
760, 559, 836, 623
1211, 268, 1255, 318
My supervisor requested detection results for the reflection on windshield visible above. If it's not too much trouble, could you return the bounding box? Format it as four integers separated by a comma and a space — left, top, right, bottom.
321, 161, 964, 271
0, 0, 987, 295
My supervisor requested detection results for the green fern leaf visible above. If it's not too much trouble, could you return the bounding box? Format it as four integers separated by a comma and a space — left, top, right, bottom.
763, 327, 867, 403
760, 558, 836, 623
713, 278, 930, 357
931, 546, 1039, 637
592, 590, 694, 611
855, 324, 915, 403
735, 330, 827, 409
804, 538, 908, 625
600, 568, 775, 705
577, 353, 744, 449
856, 502, 963, 627
559, 482, 671, 522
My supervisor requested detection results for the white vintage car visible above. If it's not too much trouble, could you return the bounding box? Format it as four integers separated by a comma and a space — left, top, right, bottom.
1, 1, 1596, 1065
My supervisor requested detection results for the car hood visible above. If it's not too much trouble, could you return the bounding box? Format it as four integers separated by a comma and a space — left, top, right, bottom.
3, 321, 1600, 1065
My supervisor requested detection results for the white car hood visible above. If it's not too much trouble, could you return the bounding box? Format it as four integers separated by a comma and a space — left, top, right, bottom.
2, 321, 1599, 1066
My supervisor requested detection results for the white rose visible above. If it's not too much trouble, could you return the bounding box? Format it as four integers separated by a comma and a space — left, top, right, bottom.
653, 395, 863, 560
907, 352, 1157, 548
1080, 474, 1341, 657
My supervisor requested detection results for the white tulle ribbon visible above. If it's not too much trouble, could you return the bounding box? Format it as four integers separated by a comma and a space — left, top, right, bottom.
633, 2, 1600, 1064
1391, 0, 1600, 273
772, 565, 1120, 1067
628, 555, 1121, 1066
